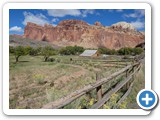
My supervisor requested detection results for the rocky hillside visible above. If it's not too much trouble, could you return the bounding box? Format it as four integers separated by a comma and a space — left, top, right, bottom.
22, 20, 144, 49
9, 35, 60, 49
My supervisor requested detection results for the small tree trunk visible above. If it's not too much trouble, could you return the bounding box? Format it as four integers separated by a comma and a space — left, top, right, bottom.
44, 56, 49, 62
15, 56, 20, 63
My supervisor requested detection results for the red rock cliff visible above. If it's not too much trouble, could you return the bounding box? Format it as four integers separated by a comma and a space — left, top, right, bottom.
23, 20, 145, 49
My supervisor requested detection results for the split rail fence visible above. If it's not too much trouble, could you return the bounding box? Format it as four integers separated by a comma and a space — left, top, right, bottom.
42, 60, 142, 109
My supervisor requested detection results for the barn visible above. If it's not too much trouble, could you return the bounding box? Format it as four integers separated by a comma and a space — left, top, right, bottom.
80, 50, 100, 57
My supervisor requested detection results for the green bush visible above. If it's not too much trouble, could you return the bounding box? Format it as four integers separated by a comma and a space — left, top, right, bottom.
11, 46, 29, 62
29, 47, 42, 56
41, 46, 57, 62
59, 46, 84, 55
25, 46, 32, 53
98, 48, 117, 55
98, 47, 144, 56
118, 47, 144, 55
118, 47, 133, 55
132, 47, 144, 55
33, 74, 45, 85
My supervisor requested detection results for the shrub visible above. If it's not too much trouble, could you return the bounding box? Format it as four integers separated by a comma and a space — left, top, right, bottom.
118, 47, 144, 55
98, 47, 143, 56
117, 101, 128, 109
47, 58, 55, 62
118, 47, 132, 55
41, 46, 56, 62
29, 47, 42, 56
132, 47, 144, 55
11, 46, 29, 62
33, 74, 45, 85
25, 46, 32, 53
98, 48, 117, 55
59, 46, 84, 55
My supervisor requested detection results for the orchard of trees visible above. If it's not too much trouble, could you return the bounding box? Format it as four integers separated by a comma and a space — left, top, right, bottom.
9, 45, 144, 63
98, 47, 144, 55
9, 45, 85, 62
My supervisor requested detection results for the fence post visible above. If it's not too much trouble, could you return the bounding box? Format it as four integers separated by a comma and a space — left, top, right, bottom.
125, 69, 129, 89
132, 66, 135, 81
126, 69, 128, 78
96, 73, 102, 101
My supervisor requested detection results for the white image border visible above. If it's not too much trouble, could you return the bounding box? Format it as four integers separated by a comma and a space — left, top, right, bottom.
3, 2, 151, 115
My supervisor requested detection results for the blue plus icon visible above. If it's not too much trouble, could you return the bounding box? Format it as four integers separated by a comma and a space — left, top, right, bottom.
137, 89, 158, 110
142, 93, 153, 105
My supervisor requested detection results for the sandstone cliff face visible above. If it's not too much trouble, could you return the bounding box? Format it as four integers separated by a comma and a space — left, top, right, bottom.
23, 20, 144, 49
110, 21, 136, 32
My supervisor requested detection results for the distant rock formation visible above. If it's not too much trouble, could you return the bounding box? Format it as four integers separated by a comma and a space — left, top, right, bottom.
22, 20, 145, 49
110, 21, 136, 32
94, 21, 103, 27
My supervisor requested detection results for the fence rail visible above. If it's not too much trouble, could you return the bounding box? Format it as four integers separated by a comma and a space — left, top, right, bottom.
113, 80, 135, 109
42, 61, 141, 109
91, 65, 140, 109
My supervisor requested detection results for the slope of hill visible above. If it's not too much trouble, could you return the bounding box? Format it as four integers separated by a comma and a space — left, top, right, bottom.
9, 35, 60, 49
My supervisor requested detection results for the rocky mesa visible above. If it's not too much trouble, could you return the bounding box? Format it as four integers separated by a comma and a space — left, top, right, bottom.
23, 20, 145, 49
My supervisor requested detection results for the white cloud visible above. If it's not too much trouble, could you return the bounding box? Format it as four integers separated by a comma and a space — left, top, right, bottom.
47, 9, 81, 17
9, 26, 23, 32
135, 9, 145, 17
131, 21, 144, 29
123, 10, 145, 30
47, 9, 96, 18
82, 9, 95, 17
124, 13, 137, 18
51, 18, 59, 22
39, 13, 47, 19
22, 11, 49, 26
123, 9, 145, 18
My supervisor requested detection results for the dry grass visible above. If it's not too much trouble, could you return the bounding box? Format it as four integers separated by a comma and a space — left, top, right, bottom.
122, 61, 145, 109
9, 54, 124, 109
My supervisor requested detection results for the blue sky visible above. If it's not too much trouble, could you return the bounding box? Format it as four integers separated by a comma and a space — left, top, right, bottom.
9, 9, 145, 35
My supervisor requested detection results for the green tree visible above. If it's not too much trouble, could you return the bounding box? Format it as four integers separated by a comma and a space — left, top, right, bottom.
118, 47, 144, 55
118, 47, 132, 55
133, 47, 144, 55
9, 46, 14, 54
59, 46, 84, 55
13, 46, 28, 62
59, 47, 67, 55
41, 46, 56, 62
25, 46, 32, 53
29, 47, 42, 56
73, 45, 84, 54
98, 47, 117, 55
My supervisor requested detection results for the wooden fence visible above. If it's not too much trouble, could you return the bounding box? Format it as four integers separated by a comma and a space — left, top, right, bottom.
42, 61, 141, 109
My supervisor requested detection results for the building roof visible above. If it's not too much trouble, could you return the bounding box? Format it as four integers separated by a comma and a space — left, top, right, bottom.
80, 50, 98, 56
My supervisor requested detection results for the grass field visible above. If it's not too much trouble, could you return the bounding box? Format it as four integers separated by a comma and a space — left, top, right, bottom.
10, 54, 126, 109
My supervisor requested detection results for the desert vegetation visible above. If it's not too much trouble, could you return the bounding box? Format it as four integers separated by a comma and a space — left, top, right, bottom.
98, 47, 144, 55
9, 44, 144, 109
10, 45, 144, 62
